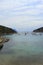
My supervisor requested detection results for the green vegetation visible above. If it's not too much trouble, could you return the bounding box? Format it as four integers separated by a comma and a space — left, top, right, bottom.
33, 27, 43, 32
0, 25, 17, 35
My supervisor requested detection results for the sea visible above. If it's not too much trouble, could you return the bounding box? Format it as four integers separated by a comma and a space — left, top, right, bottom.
0, 32, 43, 65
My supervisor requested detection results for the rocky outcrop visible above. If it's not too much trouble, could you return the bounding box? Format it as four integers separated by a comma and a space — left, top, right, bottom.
0, 37, 9, 44
0, 37, 9, 50
33, 27, 43, 32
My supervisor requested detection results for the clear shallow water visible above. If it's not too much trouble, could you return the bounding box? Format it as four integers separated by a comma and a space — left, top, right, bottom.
0, 33, 43, 65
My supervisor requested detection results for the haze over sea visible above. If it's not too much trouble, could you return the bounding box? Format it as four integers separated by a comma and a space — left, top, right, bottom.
0, 33, 43, 65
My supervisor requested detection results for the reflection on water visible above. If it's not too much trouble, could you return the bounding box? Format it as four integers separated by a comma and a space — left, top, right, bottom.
0, 33, 43, 65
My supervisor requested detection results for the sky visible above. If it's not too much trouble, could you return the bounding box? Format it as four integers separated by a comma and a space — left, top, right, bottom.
0, 0, 43, 32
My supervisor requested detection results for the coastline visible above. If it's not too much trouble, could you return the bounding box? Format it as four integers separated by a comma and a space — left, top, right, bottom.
0, 37, 9, 45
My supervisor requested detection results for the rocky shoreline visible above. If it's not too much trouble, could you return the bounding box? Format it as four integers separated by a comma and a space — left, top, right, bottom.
0, 37, 9, 50
0, 37, 9, 45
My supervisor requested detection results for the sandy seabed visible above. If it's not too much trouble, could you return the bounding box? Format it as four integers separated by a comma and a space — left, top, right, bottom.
0, 54, 43, 65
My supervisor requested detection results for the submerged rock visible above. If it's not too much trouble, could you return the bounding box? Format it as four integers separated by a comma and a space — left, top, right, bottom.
4, 38, 9, 42
0, 45, 3, 50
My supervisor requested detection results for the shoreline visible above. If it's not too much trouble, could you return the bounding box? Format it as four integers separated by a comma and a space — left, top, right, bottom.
0, 37, 9, 45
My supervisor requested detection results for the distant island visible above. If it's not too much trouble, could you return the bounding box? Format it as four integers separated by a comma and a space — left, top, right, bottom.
33, 27, 43, 32
0, 25, 17, 35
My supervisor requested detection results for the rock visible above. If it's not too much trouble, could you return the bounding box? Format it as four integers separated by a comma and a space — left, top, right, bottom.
0, 44, 3, 50
0, 37, 9, 50
0, 37, 9, 44
3, 38, 9, 42
0, 38, 3, 43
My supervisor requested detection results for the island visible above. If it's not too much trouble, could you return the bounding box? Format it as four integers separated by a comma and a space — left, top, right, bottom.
0, 25, 17, 35
33, 27, 43, 32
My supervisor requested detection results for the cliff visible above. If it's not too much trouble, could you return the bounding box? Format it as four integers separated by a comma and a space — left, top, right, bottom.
0, 25, 17, 35
33, 27, 43, 32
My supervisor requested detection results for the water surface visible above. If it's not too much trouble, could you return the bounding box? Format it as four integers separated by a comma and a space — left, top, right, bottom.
0, 33, 43, 65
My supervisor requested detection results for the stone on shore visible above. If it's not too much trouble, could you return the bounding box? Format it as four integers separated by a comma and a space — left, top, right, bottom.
0, 37, 9, 45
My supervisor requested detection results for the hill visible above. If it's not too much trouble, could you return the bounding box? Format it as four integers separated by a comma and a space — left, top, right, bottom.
33, 27, 43, 32
0, 25, 17, 35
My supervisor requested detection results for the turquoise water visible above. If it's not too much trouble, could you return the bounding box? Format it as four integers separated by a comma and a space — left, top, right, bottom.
0, 33, 43, 65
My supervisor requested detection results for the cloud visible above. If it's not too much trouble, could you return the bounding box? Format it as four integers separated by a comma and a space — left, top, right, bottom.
0, 0, 43, 16
0, 0, 43, 31
0, 0, 42, 10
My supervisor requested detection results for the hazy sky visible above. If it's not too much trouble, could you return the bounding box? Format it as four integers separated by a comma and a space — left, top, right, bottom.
0, 0, 43, 31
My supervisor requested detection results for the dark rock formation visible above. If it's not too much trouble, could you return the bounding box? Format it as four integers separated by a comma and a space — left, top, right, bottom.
0, 37, 9, 50
0, 45, 3, 50
33, 27, 43, 32
0, 25, 17, 35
